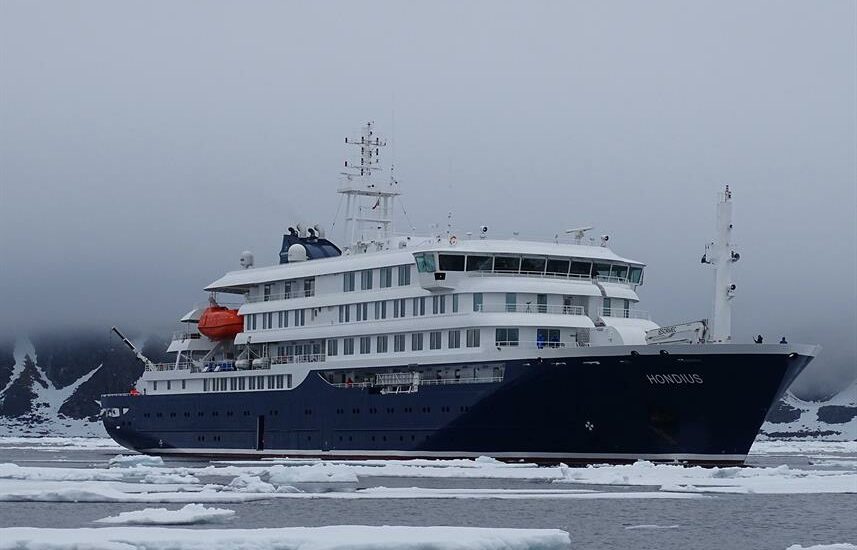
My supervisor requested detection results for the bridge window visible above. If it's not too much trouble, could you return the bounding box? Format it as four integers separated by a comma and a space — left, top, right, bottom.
414, 253, 436, 273
438, 254, 465, 271
520, 257, 546, 274
495, 328, 519, 347
611, 264, 629, 281
629, 266, 644, 284
570, 261, 592, 278
594, 263, 611, 279
546, 258, 570, 276
465, 255, 492, 271
494, 256, 520, 273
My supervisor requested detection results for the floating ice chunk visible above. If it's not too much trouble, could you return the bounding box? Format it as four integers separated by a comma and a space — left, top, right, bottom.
265, 463, 358, 492
0, 525, 572, 549
110, 455, 164, 468
624, 524, 680, 530
751, 440, 857, 456
555, 460, 857, 494
226, 475, 276, 493
95, 504, 235, 525
0, 437, 121, 449
786, 545, 857, 550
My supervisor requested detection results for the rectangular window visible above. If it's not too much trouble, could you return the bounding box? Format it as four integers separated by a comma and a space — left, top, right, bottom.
397, 265, 411, 286
230, 377, 237, 391
262, 313, 268, 330
494, 256, 521, 273
284, 280, 293, 299
263, 284, 272, 302
414, 253, 436, 273
623, 298, 631, 318
343, 272, 356, 292
221, 378, 227, 391
238, 377, 246, 390
181, 379, 186, 390
521, 257, 546, 274
505, 293, 517, 312
276, 375, 284, 389
448, 330, 461, 349
546, 258, 570, 276
327, 339, 338, 356
603, 297, 612, 317
203, 379, 209, 391
465, 255, 493, 271
429, 331, 442, 350
376, 335, 388, 353
412, 333, 424, 351
438, 254, 465, 271
570, 261, 592, 278
380, 266, 393, 288
393, 298, 406, 318
293, 309, 305, 326
473, 293, 483, 312
304, 278, 315, 297
537, 294, 547, 313
267, 376, 274, 389
249, 377, 255, 390
166, 380, 171, 390
537, 328, 561, 348
278, 311, 286, 328
360, 336, 371, 354
466, 328, 480, 348
357, 303, 368, 321
360, 269, 373, 290
374, 301, 387, 320
394, 334, 406, 352
629, 266, 644, 285
432, 295, 440, 314
413, 297, 425, 316
251, 314, 258, 330
594, 263, 612, 279
495, 328, 519, 347
452, 294, 459, 313
286, 374, 292, 389
344, 337, 355, 355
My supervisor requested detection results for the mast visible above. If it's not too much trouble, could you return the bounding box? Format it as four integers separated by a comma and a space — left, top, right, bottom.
702, 186, 740, 342
339, 122, 400, 251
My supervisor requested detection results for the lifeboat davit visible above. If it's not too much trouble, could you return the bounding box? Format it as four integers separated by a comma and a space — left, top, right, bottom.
198, 305, 243, 341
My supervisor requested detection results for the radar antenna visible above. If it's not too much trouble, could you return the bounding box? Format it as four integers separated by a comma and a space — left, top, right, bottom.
339, 121, 400, 250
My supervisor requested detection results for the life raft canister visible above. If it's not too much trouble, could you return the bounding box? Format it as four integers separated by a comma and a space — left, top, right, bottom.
198, 305, 244, 341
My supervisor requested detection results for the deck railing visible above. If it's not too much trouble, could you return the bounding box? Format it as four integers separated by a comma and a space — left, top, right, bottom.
601, 308, 650, 320
477, 304, 585, 316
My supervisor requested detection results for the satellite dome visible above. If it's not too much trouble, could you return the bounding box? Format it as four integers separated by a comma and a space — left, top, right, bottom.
239, 251, 254, 269
288, 243, 308, 262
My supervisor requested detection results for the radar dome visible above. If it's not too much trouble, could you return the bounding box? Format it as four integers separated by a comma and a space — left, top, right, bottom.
239, 251, 254, 269
288, 243, 308, 262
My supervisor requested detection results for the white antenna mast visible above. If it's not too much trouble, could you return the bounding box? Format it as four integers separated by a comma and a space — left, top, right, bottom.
339, 121, 399, 251
701, 186, 740, 342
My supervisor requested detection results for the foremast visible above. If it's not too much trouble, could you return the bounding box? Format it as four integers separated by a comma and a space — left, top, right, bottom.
702, 186, 740, 342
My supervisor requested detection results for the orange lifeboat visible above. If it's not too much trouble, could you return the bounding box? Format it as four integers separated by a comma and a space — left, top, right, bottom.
198, 305, 243, 341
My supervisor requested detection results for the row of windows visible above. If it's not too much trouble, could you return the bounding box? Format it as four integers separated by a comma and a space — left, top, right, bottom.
262, 278, 315, 301
414, 252, 644, 284
326, 329, 480, 357
343, 265, 411, 292
337, 294, 461, 323
150, 379, 187, 391
201, 374, 292, 392
246, 309, 307, 331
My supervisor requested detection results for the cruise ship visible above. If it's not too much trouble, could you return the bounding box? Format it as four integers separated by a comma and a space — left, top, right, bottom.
101, 122, 818, 465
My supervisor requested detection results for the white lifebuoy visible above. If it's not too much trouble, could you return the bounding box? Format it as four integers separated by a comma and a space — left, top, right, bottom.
449, 235, 458, 246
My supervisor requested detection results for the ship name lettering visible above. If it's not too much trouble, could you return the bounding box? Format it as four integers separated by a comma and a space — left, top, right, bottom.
646, 373, 703, 385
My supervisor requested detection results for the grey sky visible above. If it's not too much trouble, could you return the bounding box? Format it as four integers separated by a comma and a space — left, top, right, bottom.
1, 1, 855, 396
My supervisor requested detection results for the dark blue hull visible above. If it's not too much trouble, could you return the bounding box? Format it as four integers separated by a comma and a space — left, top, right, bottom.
101, 347, 813, 465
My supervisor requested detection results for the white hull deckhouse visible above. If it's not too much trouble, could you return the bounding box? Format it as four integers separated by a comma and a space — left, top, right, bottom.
103, 123, 817, 465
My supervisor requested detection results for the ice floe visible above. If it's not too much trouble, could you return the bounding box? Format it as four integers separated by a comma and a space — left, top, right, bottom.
786, 545, 857, 550
0, 526, 572, 550
554, 461, 857, 494
94, 503, 235, 525
624, 524, 680, 530
110, 454, 165, 467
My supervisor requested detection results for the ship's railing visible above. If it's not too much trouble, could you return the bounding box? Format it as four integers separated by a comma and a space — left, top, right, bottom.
601, 308, 650, 320
495, 340, 591, 349
329, 375, 503, 389
145, 362, 197, 372
270, 353, 326, 365
171, 331, 202, 341
467, 271, 637, 286
477, 304, 585, 316
247, 289, 316, 303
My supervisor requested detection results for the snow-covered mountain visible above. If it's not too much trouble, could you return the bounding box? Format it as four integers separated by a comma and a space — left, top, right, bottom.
1, 332, 855, 440
0, 333, 164, 436
761, 381, 857, 441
